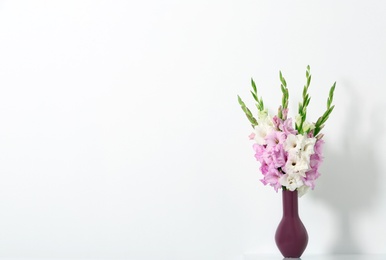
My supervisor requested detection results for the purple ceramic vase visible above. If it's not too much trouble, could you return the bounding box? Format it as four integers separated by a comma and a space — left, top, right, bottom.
275, 189, 308, 258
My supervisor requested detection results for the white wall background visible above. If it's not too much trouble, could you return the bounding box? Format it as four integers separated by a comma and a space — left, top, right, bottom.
0, 0, 385, 259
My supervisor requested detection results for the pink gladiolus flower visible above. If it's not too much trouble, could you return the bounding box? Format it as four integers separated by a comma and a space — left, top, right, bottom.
262, 149, 274, 165
310, 153, 323, 169
271, 146, 287, 168
272, 115, 281, 129
261, 165, 283, 192
303, 168, 321, 189
266, 131, 287, 150
281, 118, 297, 135
253, 144, 265, 163
260, 162, 269, 176
314, 139, 324, 155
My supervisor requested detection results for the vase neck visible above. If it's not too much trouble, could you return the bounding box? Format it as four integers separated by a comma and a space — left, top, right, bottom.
282, 189, 299, 217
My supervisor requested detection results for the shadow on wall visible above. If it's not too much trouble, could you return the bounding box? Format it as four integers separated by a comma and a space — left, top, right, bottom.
311, 82, 383, 254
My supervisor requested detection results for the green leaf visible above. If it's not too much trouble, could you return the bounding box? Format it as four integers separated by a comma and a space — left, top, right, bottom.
237, 95, 244, 105
326, 105, 335, 117
302, 86, 307, 97
250, 90, 258, 102
306, 96, 311, 106
237, 95, 258, 126
251, 78, 257, 94
307, 75, 311, 87
329, 82, 336, 97
279, 71, 287, 87
327, 82, 336, 108
281, 84, 286, 94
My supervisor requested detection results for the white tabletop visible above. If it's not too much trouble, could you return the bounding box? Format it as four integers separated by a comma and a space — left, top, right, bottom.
243, 254, 386, 260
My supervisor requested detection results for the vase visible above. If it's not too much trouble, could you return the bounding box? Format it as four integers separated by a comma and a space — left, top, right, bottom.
275, 189, 308, 258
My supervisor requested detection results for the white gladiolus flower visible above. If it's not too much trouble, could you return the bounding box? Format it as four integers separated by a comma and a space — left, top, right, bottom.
285, 152, 310, 176
252, 113, 275, 145
284, 134, 316, 158
284, 134, 299, 152
279, 173, 304, 191
302, 137, 316, 156
253, 124, 275, 145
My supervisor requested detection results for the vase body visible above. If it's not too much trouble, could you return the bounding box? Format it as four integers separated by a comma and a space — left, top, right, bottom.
275, 189, 308, 258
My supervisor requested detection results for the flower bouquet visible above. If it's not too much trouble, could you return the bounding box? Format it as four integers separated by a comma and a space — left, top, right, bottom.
238, 66, 336, 197
238, 66, 336, 257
